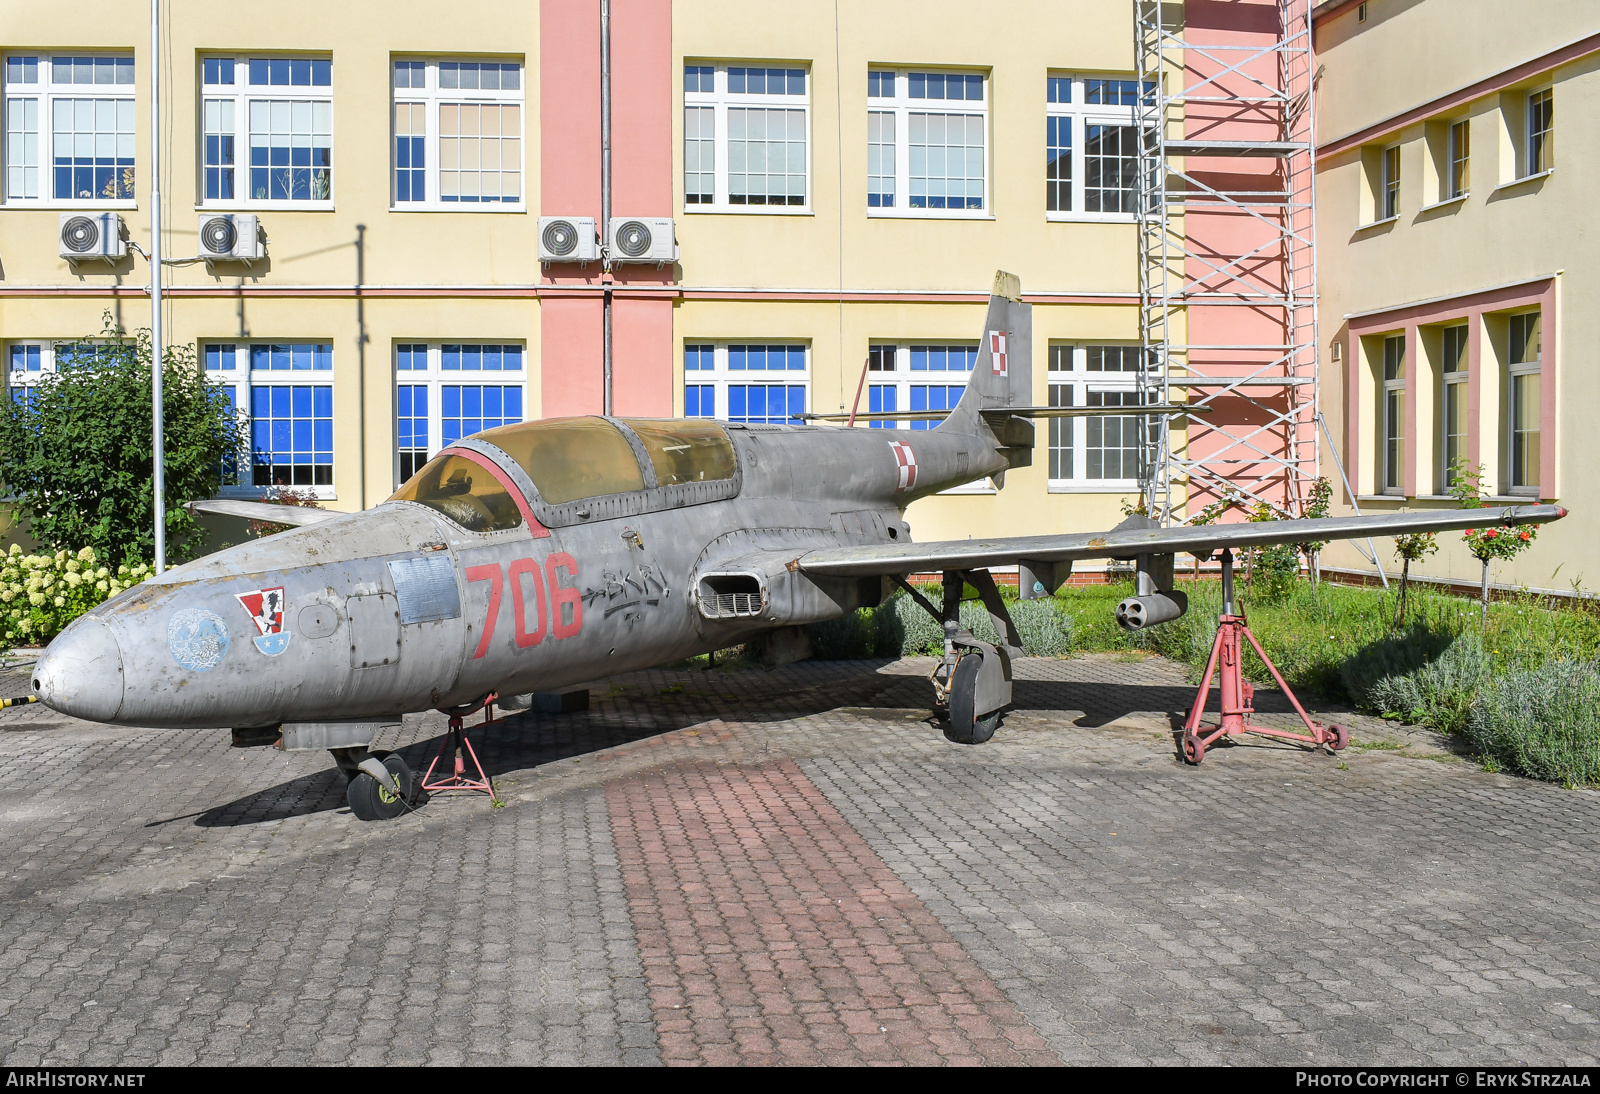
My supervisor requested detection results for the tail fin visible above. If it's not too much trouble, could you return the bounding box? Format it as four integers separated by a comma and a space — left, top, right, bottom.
937, 271, 1033, 452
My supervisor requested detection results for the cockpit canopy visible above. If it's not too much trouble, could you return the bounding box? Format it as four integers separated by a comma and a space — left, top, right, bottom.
388, 416, 738, 532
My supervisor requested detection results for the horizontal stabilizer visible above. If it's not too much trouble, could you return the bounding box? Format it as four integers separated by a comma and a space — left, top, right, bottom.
186, 498, 340, 527
795, 504, 1565, 578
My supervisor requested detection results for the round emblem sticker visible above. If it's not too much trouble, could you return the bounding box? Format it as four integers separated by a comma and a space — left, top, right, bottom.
167, 607, 230, 672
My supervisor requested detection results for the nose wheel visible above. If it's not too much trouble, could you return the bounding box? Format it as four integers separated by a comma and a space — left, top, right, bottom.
346, 752, 414, 821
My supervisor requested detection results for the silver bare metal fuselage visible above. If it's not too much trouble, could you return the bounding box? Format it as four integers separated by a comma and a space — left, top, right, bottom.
36, 420, 1004, 730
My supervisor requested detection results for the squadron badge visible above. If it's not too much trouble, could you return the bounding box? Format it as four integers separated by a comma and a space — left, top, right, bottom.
236, 586, 291, 655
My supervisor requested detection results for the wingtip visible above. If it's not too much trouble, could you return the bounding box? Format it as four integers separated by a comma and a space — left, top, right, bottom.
1557, 506, 1569, 518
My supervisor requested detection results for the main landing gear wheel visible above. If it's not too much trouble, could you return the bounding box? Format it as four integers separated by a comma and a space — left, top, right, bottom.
945, 652, 1001, 745
1182, 730, 1205, 765
347, 753, 414, 821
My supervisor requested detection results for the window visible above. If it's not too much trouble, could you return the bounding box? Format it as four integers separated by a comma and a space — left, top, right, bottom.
1044, 73, 1150, 217
1380, 334, 1405, 494
680, 342, 807, 424
1508, 312, 1540, 493
201, 55, 332, 205
1381, 144, 1400, 219
683, 62, 808, 212
1526, 87, 1553, 176
392, 57, 523, 208
6, 341, 54, 406
4, 54, 135, 204
866, 68, 986, 215
1440, 325, 1468, 490
1448, 119, 1470, 198
1047, 345, 1150, 488
202, 341, 334, 491
394, 342, 526, 484
862, 343, 976, 431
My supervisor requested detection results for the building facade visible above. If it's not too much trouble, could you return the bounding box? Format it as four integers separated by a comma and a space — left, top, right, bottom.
1312, 0, 1599, 592
1, 0, 1177, 557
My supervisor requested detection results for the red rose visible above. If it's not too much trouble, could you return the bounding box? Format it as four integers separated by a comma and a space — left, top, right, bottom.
1486, 529, 1498, 537
1466, 528, 1476, 535
1520, 531, 1531, 541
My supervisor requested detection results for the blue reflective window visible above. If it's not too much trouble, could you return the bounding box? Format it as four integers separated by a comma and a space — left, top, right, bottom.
908, 72, 982, 101
397, 384, 428, 450
246, 342, 332, 371
204, 344, 236, 371
1084, 78, 1153, 106
908, 383, 964, 430
8, 345, 42, 372
867, 384, 896, 429
684, 65, 714, 93
728, 383, 804, 425
441, 384, 522, 445
727, 67, 804, 95
6, 56, 39, 85
684, 344, 714, 371
203, 57, 235, 86
684, 384, 715, 418
1047, 77, 1071, 104
251, 383, 333, 487
728, 344, 804, 372
909, 344, 976, 372
396, 344, 425, 370
868, 71, 894, 98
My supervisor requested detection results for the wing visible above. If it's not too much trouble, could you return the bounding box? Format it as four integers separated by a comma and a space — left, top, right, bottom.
186, 499, 341, 527
795, 504, 1564, 578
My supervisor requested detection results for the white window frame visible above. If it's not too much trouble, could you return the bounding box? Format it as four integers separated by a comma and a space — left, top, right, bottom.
1046, 343, 1150, 493
1506, 311, 1541, 496
392, 341, 528, 487
1439, 323, 1468, 492
3, 53, 136, 208
390, 56, 525, 212
5, 340, 62, 402
1380, 334, 1405, 495
865, 67, 989, 219
682, 61, 811, 215
681, 342, 810, 423
1044, 73, 1150, 222
1525, 85, 1553, 177
1381, 143, 1401, 219
863, 342, 992, 494
199, 56, 334, 211
1447, 118, 1470, 199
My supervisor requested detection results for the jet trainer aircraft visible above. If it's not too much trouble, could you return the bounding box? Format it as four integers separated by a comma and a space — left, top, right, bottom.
34, 272, 1562, 819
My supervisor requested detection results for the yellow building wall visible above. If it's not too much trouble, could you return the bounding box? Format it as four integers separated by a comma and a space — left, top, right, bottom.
1315, 1, 1600, 592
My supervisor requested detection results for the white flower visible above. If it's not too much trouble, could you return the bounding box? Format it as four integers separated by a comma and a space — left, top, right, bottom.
64, 572, 82, 588
95, 580, 109, 593
77, 547, 95, 563
65, 560, 81, 574
28, 593, 45, 606
52, 595, 65, 608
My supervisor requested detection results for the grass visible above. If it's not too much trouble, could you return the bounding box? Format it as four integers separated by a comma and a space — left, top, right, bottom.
805, 576, 1600, 788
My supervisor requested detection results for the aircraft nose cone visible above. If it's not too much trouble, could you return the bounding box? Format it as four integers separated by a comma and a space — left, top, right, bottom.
34, 617, 125, 722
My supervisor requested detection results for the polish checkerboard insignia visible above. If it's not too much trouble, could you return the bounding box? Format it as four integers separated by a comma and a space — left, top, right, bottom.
989, 330, 1007, 377
888, 440, 917, 492
236, 586, 291, 656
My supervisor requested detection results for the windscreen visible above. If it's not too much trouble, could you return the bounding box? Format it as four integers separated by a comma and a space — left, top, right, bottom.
624, 419, 737, 487
478, 417, 645, 504
389, 453, 523, 532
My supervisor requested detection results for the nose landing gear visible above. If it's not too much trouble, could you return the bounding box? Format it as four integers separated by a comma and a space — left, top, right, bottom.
346, 752, 415, 821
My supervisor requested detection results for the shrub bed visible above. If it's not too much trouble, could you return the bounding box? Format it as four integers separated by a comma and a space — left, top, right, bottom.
1, 546, 150, 646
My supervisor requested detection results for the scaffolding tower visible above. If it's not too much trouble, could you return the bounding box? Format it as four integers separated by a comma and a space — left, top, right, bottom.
1135, 0, 1321, 525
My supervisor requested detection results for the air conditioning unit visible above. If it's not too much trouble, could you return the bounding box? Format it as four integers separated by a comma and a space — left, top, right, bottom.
537, 216, 599, 264
198, 213, 264, 262
607, 216, 678, 264
58, 213, 126, 261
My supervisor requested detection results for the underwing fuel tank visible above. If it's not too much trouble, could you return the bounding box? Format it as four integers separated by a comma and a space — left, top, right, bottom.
32, 504, 476, 729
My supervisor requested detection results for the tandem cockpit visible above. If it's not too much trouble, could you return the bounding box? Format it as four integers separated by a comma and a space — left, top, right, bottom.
389, 416, 742, 533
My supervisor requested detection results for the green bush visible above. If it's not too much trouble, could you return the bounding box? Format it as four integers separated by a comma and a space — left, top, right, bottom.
0, 545, 151, 645
1465, 658, 1600, 786
1342, 629, 1490, 734
807, 589, 1073, 659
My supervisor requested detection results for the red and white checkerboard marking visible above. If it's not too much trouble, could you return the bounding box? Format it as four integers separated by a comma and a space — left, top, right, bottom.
888, 440, 917, 491
989, 330, 1007, 376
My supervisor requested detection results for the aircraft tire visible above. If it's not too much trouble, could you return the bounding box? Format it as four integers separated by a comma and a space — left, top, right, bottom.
945, 652, 1000, 745
347, 754, 414, 821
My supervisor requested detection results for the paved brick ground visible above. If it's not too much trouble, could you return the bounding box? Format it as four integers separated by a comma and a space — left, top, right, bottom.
0, 652, 1598, 1066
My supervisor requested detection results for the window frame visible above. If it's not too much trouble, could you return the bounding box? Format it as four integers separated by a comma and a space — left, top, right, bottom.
1046, 343, 1151, 493
3, 53, 137, 208
392, 341, 528, 487
864, 67, 990, 220
680, 341, 809, 424
1439, 324, 1468, 492
1044, 73, 1150, 222
1380, 333, 1405, 496
1380, 143, 1401, 220
1525, 85, 1553, 177
863, 341, 991, 494
1447, 118, 1470, 199
682, 61, 812, 215
198, 55, 335, 211
203, 339, 337, 498
390, 56, 525, 212
1506, 311, 1541, 496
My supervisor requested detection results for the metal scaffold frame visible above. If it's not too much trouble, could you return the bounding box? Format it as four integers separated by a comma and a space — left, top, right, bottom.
1135, 0, 1323, 526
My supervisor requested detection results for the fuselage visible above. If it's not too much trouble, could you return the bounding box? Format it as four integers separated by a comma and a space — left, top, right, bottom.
33, 416, 1007, 729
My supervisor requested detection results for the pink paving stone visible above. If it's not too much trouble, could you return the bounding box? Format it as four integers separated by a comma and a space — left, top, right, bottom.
607, 761, 1059, 1067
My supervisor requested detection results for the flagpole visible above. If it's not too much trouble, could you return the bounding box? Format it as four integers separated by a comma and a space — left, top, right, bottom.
150, 0, 166, 574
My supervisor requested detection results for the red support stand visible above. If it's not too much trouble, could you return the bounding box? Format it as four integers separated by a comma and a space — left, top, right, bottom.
1182, 550, 1349, 764
422, 697, 500, 802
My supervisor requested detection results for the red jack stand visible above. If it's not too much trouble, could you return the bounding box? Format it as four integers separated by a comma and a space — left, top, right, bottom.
1182, 550, 1349, 764
422, 696, 500, 802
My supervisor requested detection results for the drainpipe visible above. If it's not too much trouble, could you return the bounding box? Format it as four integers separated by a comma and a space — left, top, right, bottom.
600, 0, 613, 415
149, 0, 166, 574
